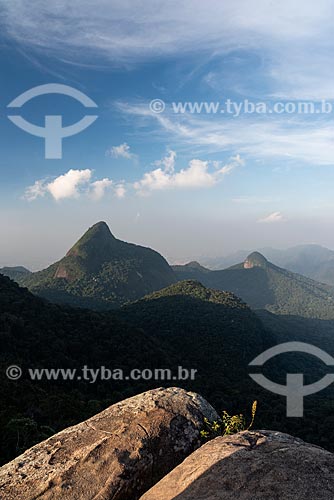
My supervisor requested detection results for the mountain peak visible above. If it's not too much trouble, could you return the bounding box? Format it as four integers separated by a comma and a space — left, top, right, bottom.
170, 279, 207, 292
244, 252, 268, 269
146, 280, 207, 298
66, 221, 116, 257
83, 221, 115, 240
140, 279, 246, 308
23, 222, 176, 304
185, 261, 209, 271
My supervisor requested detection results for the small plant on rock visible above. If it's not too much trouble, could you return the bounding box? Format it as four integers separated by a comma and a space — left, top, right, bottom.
200, 400, 257, 440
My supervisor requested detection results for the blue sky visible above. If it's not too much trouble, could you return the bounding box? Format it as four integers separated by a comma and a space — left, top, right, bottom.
1, 0, 334, 269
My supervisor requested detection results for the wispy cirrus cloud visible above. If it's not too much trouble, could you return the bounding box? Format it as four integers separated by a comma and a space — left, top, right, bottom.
117, 101, 334, 166
258, 212, 285, 223
24, 169, 125, 201
232, 196, 276, 204
1, 1, 331, 57
2, 1, 334, 99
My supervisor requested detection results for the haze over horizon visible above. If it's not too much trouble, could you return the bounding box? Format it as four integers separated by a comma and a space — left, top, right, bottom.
1, 219, 334, 272
2, 1, 334, 268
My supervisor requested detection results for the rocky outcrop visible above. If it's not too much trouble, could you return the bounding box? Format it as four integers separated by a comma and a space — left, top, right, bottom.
0, 387, 218, 500
140, 430, 334, 500
3, 389, 332, 500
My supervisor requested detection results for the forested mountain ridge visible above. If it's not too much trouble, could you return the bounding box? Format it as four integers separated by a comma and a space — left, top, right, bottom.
1, 274, 333, 465
202, 244, 334, 286
18, 222, 176, 308
0, 273, 175, 464
173, 252, 334, 319
0, 266, 31, 281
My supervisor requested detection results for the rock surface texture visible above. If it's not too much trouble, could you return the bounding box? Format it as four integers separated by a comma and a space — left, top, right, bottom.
140, 430, 334, 500
0, 387, 218, 500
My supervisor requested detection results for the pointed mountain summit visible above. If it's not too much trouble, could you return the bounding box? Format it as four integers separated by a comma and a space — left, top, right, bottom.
55, 222, 119, 280
173, 252, 334, 319
67, 221, 116, 256
21, 222, 176, 308
244, 252, 269, 269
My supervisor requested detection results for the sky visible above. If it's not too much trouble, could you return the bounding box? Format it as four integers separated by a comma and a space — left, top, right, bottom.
1, 0, 334, 269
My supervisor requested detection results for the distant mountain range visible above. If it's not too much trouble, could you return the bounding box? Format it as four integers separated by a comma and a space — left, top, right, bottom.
3, 224, 334, 319
0, 266, 31, 281
202, 244, 334, 285
17, 221, 176, 308
173, 251, 334, 319
5, 239, 334, 289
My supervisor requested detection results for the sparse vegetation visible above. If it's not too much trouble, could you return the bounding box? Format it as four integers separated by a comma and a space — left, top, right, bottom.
200, 401, 257, 440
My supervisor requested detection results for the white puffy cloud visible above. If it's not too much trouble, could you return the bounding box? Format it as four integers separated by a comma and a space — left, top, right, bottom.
24, 153, 240, 201
24, 169, 122, 201
107, 143, 136, 160
114, 184, 126, 198
134, 153, 243, 194
258, 212, 285, 223
89, 178, 114, 200
47, 169, 92, 200
153, 149, 176, 173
